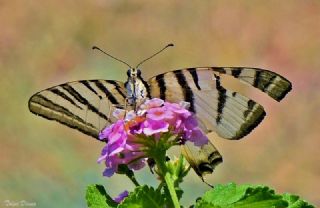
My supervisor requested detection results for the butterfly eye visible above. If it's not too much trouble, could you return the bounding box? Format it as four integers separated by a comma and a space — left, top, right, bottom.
137, 69, 141, 76
127, 69, 131, 77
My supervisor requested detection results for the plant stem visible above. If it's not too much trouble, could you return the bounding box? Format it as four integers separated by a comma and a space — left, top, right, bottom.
119, 165, 140, 187
154, 156, 180, 208
164, 172, 180, 208
127, 173, 140, 187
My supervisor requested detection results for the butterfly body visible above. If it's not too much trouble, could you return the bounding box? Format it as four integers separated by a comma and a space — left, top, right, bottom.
29, 66, 291, 178
124, 68, 150, 110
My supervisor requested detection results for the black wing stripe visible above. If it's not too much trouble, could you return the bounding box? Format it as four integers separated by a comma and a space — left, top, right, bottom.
208, 151, 223, 168
253, 70, 262, 88
50, 88, 83, 110
105, 80, 127, 98
215, 75, 227, 124
155, 74, 166, 100
231, 68, 242, 78
30, 94, 96, 130
61, 84, 109, 121
29, 80, 127, 139
181, 143, 222, 177
187, 68, 201, 90
29, 95, 99, 139
80, 80, 102, 99
93, 80, 119, 105
173, 70, 195, 112
255, 73, 290, 101
195, 90, 254, 126
236, 104, 266, 139
212, 67, 292, 101
139, 77, 152, 99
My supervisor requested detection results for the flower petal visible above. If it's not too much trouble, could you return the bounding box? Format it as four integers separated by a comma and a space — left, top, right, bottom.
141, 98, 164, 109
143, 119, 169, 135
103, 167, 116, 177
146, 107, 174, 121
113, 190, 129, 203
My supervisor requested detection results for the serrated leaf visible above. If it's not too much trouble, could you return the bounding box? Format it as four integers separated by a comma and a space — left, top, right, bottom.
118, 185, 165, 208
282, 193, 315, 208
233, 188, 287, 208
195, 200, 221, 208
201, 183, 251, 205
85, 184, 117, 208
196, 183, 315, 208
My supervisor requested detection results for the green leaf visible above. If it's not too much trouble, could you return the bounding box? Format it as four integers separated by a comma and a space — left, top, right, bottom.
201, 183, 251, 205
85, 184, 117, 208
195, 200, 221, 208
282, 193, 315, 208
232, 186, 287, 208
196, 183, 315, 208
118, 185, 165, 208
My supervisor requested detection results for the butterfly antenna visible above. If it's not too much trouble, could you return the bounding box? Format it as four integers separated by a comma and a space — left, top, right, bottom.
135, 43, 174, 68
92, 46, 132, 68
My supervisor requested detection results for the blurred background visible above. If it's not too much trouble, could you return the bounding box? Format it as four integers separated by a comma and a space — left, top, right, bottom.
1, 0, 319, 207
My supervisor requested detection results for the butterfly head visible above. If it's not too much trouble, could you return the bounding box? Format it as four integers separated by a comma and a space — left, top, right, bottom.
125, 68, 147, 108
126, 68, 142, 80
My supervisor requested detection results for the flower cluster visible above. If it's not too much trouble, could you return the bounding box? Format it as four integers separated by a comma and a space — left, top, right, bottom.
98, 98, 208, 177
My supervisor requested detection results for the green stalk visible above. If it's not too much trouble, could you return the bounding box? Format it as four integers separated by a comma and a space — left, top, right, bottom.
126, 172, 140, 187
154, 155, 180, 208
164, 172, 180, 208
118, 165, 140, 187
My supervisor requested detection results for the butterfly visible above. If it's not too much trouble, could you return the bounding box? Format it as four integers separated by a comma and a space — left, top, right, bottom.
28, 43, 292, 178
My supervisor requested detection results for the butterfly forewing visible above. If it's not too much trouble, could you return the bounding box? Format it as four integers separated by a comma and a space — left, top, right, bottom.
210, 67, 292, 101
148, 67, 292, 138
28, 79, 127, 139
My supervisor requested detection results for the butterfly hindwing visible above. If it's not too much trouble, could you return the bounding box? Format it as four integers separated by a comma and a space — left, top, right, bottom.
181, 142, 223, 178
28, 79, 127, 139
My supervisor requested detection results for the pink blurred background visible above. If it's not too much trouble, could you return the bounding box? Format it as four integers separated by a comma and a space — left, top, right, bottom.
1, 1, 319, 206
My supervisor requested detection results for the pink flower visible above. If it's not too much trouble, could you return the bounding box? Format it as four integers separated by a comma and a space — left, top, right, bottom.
141, 98, 164, 109
143, 119, 169, 136
164, 102, 191, 118
99, 123, 114, 141
103, 166, 117, 177
184, 116, 198, 130
146, 107, 174, 121
100, 149, 146, 177
97, 98, 208, 177
185, 128, 208, 146
101, 120, 127, 156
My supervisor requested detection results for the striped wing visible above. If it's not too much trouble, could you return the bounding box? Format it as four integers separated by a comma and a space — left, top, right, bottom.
148, 67, 291, 177
148, 67, 292, 140
28, 80, 127, 139
181, 142, 223, 178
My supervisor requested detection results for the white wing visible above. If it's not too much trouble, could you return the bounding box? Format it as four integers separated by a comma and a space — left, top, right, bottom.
148, 67, 291, 177
148, 67, 291, 140
28, 80, 127, 139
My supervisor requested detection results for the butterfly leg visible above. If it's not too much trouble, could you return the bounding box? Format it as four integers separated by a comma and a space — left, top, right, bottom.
123, 98, 129, 118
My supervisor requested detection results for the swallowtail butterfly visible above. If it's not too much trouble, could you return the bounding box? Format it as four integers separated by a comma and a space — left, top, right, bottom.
28, 44, 292, 178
